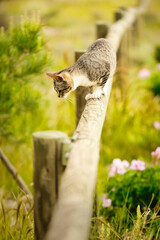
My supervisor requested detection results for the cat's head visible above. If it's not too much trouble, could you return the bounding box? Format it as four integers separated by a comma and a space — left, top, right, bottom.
46, 71, 73, 98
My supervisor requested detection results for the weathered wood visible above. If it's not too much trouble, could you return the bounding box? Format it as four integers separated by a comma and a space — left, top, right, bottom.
114, 9, 124, 22
108, 1, 149, 53
45, 1, 149, 240
114, 8, 127, 93
92, 20, 110, 229
114, 7, 128, 67
33, 131, 68, 240
75, 50, 89, 126
96, 21, 110, 39
45, 77, 113, 240
115, 11, 123, 67
132, 0, 150, 46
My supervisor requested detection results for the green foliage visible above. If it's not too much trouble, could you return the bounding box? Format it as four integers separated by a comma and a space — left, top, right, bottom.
100, 72, 160, 165
147, 72, 160, 96
155, 45, 160, 62
0, 14, 49, 140
97, 166, 160, 238
101, 166, 160, 220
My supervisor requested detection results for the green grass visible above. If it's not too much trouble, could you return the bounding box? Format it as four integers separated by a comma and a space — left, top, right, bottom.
90, 203, 160, 239
100, 69, 160, 165
0, 193, 33, 240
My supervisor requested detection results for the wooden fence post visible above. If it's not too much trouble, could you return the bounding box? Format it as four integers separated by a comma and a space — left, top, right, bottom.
96, 21, 110, 39
114, 9, 124, 21
114, 8, 128, 95
134, 15, 143, 45
89, 21, 110, 236
33, 130, 69, 240
114, 9, 125, 67
75, 50, 89, 126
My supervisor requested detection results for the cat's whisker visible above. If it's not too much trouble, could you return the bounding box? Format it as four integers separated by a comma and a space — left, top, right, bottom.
63, 98, 67, 103
67, 96, 73, 101
66, 96, 73, 104
68, 97, 74, 103
67, 99, 73, 104
63, 97, 69, 103
62, 97, 67, 103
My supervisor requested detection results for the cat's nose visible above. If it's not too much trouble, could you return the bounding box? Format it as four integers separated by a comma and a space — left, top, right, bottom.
58, 91, 63, 97
58, 92, 61, 97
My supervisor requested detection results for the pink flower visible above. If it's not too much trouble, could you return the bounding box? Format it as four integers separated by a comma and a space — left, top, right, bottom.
157, 63, 160, 70
130, 160, 145, 171
138, 68, 151, 79
151, 147, 160, 159
109, 158, 129, 177
109, 168, 116, 177
102, 194, 112, 208
102, 194, 108, 201
153, 121, 160, 130
122, 160, 130, 168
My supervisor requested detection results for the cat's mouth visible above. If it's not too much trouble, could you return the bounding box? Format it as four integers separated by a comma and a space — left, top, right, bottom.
56, 87, 72, 98
57, 91, 63, 98
57, 91, 70, 98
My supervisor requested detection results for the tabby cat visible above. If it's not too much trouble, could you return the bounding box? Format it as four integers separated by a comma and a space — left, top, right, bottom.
47, 38, 116, 100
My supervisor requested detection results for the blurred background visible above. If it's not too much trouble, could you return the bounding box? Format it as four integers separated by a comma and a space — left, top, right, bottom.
0, 0, 160, 239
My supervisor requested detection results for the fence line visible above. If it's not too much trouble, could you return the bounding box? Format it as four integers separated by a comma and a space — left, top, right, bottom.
33, 1, 150, 239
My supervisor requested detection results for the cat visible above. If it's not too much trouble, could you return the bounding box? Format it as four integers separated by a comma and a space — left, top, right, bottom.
46, 38, 116, 100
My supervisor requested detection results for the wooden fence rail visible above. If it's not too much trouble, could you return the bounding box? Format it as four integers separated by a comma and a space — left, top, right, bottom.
33, 1, 149, 239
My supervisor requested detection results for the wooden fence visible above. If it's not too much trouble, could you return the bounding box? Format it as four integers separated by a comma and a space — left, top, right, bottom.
33, 1, 149, 239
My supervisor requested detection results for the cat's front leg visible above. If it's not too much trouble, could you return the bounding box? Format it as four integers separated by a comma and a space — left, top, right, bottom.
85, 79, 109, 100
85, 86, 104, 100
85, 77, 111, 100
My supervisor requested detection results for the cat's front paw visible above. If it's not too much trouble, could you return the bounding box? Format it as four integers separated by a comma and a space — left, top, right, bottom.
85, 89, 104, 100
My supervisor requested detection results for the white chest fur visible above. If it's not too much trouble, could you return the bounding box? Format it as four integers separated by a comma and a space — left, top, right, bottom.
73, 74, 95, 90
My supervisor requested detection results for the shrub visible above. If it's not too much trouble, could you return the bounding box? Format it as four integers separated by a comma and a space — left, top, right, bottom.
101, 165, 160, 221
147, 72, 160, 96
0, 13, 49, 141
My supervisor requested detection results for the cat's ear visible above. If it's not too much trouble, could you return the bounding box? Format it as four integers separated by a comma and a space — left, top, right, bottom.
46, 72, 63, 81
46, 72, 55, 78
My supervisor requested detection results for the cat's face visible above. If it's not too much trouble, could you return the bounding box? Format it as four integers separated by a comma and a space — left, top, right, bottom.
46, 72, 73, 98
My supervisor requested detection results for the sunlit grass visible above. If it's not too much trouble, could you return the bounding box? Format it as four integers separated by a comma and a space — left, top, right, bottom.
0, 193, 33, 240
90, 202, 160, 239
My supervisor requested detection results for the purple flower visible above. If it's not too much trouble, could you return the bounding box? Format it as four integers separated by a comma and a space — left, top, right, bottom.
102, 194, 112, 208
151, 147, 160, 159
130, 160, 145, 171
138, 68, 151, 79
109, 158, 129, 177
153, 121, 160, 130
